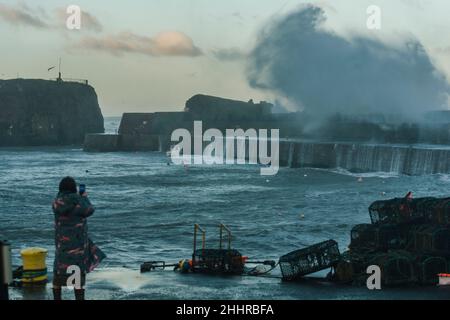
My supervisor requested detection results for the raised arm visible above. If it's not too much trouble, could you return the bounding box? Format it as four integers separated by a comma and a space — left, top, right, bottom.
73, 196, 95, 218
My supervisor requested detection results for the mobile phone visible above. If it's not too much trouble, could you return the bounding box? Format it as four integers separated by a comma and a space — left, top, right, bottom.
79, 184, 86, 195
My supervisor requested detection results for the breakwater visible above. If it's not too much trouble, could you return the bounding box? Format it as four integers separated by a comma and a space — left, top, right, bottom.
85, 133, 450, 175
279, 141, 450, 175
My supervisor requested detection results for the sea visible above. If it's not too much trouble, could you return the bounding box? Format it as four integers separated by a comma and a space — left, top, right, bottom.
1, 117, 450, 300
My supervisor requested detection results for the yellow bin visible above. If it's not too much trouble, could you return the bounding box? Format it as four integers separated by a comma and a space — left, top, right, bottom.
20, 247, 48, 284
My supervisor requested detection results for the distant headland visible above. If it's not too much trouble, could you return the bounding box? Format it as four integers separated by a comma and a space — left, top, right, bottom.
0, 78, 104, 146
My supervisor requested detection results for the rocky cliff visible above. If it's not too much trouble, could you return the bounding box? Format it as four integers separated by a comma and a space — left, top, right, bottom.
0, 79, 104, 146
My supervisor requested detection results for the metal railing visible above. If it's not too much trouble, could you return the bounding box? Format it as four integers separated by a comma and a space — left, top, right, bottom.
193, 224, 206, 252
219, 224, 232, 250
52, 78, 89, 85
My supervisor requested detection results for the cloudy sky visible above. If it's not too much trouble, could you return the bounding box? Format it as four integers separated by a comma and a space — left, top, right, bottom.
1, 0, 450, 116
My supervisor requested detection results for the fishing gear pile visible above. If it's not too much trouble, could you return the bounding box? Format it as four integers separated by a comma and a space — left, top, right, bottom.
336, 194, 450, 286
141, 224, 277, 277
140, 194, 450, 287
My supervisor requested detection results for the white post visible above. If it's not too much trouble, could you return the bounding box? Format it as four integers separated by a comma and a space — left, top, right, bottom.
0, 240, 12, 300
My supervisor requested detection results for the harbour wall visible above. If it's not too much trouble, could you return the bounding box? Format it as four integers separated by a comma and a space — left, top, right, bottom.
279, 141, 450, 175
85, 132, 450, 175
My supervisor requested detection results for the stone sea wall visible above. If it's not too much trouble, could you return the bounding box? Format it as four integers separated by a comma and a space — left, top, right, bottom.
279, 141, 450, 175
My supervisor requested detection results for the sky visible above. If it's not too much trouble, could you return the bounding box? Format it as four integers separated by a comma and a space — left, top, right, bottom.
1, 0, 450, 116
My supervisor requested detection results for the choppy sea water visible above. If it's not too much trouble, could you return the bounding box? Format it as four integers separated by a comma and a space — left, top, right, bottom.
1, 119, 450, 300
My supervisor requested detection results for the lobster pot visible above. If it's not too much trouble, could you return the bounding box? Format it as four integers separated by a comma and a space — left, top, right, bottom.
20, 248, 48, 284
369, 197, 434, 225
409, 225, 450, 255
369, 251, 415, 286
350, 224, 403, 252
349, 224, 375, 252
340, 251, 370, 276
335, 251, 369, 284
335, 260, 354, 284
279, 240, 341, 281
369, 198, 402, 224
192, 249, 244, 275
426, 198, 450, 225
415, 256, 448, 285
415, 198, 440, 220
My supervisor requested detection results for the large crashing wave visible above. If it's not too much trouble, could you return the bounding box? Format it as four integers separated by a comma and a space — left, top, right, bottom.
247, 5, 450, 119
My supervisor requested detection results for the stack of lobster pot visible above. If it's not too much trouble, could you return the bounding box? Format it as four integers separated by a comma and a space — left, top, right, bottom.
336, 196, 450, 286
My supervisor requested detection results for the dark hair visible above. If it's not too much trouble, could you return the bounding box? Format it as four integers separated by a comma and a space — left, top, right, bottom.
59, 176, 77, 193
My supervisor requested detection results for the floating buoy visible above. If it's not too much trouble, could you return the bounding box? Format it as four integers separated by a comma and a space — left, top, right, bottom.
176, 259, 192, 273
20, 248, 48, 285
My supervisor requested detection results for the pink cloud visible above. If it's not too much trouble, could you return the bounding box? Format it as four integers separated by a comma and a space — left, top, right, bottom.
73, 31, 203, 57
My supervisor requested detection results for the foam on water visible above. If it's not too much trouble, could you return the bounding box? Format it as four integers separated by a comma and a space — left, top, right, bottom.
330, 168, 400, 179
88, 267, 154, 292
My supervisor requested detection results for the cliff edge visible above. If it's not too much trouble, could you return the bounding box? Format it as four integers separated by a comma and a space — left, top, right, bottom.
0, 79, 104, 146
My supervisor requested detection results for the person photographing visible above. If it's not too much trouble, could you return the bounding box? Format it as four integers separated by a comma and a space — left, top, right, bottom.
52, 177, 106, 300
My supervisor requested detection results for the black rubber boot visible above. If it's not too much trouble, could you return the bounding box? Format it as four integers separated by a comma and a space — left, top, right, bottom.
74, 289, 85, 301
53, 288, 62, 300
